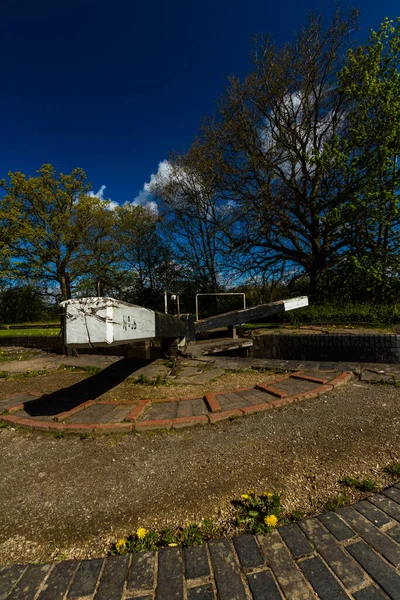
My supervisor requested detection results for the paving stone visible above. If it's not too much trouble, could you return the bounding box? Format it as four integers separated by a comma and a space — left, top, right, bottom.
94, 555, 129, 600
353, 585, 388, 599
208, 539, 248, 600
8, 564, 51, 600
184, 545, 210, 580
68, 558, 103, 598
318, 511, 358, 541
299, 518, 366, 589
247, 570, 283, 599
338, 506, 400, 567
0, 564, 26, 600
347, 540, 400, 600
0, 393, 38, 411
299, 555, 351, 599
186, 368, 224, 384
176, 399, 208, 419
274, 379, 318, 395
218, 393, 250, 411
37, 560, 78, 600
387, 525, 400, 543
368, 493, 400, 522
187, 583, 215, 599
156, 547, 184, 600
66, 403, 116, 424
237, 389, 271, 404
126, 596, 152, 600
278, 523, 314, 558
96, 404, 135, 423
354, 500, 393, 528
382, 486, 400, 505
258, 531, 314, 600
142, 402, 178, 421
233, 534, 264, 568
127, 551, 155, 592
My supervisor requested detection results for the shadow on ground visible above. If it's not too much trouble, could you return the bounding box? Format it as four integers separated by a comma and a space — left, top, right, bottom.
23, 358, 150, 417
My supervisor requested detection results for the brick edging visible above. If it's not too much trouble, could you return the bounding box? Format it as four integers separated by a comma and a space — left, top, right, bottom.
0, 372, 353, 434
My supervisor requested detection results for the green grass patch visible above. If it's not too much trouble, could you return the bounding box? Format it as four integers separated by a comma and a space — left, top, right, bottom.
0, 328, 60, 337
341, 476, 378, 492
58, 364, 102, 376
324, 494, 351, 512
385, 463, 400, 477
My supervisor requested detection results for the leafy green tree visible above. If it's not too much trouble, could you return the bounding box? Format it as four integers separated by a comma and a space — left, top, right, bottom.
0, 284, 54, 324
114, 204, 173, 308
0, 164, 110, 301
339, 17, 400, 302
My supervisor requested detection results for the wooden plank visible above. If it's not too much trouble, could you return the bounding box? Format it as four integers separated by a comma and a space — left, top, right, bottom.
194, 296, 308, 333
61, 297, 187, 348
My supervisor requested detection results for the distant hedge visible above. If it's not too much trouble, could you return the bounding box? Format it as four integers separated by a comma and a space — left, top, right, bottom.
281, 304, 400, 325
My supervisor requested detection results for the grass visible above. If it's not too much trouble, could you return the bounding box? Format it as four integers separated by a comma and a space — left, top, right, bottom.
0, 328, 60, 337
324, 494, 351, 512
58, 364, 102, 376
385, 463, 400, 476
341, 476, 378, 492
0, 368, 50, 380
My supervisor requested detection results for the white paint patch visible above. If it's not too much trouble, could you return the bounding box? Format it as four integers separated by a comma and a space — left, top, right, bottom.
60, 297, 156, 347
283, 296, 309, 312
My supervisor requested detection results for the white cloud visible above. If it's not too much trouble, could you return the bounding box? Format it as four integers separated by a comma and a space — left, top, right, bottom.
87, 185, 119, 210
88, 185, 107, 200
129, 160, 172, 214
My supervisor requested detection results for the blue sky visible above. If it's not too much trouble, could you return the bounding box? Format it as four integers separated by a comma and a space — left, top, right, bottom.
1, 0, 399, 206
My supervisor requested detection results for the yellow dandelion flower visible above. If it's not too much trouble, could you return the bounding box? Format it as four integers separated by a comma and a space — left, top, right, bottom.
136, 527, 147, 539
115, 538, 126, 551
264, 514, 278, 527
247, 489, 255, 495
168, 543, 178, 547
264, 491, 274, 498
241, 494, 249, 500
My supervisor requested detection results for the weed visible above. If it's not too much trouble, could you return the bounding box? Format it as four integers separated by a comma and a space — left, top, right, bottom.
165, 358, 177, 369
234, 490, 282, 534
370, 376, 400, 387
0, 421, 8, 428
54, 431, 65, 439
111, 490, 283, 556
341, 476, 378, 492
133, 373, 171, 386
59, 364, 102, 376
385, 463, 400, 477
324, 494, 350, 512
284, 509, 306, 523
134, 374, 150, 385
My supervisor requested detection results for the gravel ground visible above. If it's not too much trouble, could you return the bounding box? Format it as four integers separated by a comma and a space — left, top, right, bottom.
0, 379, 399, 566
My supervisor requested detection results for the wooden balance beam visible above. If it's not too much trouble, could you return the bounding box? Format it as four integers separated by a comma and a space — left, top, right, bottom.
60, 296, 308, 348
194, 296, 309, 334
60, 297, 187, 348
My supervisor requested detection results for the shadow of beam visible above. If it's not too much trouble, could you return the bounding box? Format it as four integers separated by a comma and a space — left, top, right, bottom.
24, 358, 150, 417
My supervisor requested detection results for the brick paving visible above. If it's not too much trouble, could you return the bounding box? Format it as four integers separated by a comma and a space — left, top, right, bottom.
0, 369, 353, 433
2, 485, 400, 598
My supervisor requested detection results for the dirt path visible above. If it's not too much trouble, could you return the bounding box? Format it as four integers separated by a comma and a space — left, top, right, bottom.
0, 379, 399, 566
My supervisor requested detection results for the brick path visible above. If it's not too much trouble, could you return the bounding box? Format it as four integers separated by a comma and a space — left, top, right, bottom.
0, 369, 352, 433
2, 485, 400, 599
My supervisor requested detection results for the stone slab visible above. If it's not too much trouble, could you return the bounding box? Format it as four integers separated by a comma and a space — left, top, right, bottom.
258, 531, 314, 600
